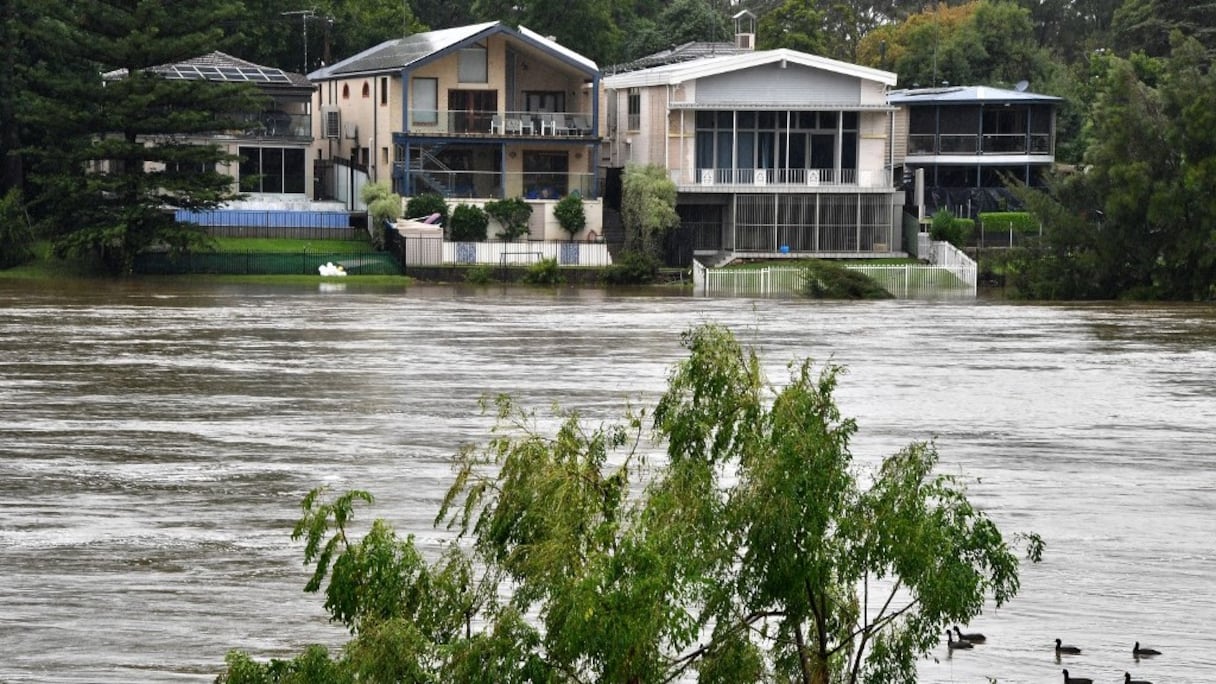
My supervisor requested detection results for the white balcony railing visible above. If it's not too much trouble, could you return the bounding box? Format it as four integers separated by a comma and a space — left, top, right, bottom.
682, 167, 892, 188
407, 109, 595, 137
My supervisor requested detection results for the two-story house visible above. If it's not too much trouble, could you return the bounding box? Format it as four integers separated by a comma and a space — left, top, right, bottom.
306, 22, 604, 241
887, 85, 1062, 217
601, 43, 902, 266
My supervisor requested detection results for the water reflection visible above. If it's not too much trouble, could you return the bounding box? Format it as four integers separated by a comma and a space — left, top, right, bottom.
1, 281, 1214, 683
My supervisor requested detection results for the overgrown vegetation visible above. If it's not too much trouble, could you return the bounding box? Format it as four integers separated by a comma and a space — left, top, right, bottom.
448, 203, 489, 242
520, 257, 563, 285
464, 264, 495, 284
485, 197, 533, 242
600, 249, 659, 285
217, 324, 1038, 684
801, 260, 894, 299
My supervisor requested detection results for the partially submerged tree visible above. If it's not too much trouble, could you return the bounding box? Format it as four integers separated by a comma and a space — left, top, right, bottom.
219, 324, 1036, 683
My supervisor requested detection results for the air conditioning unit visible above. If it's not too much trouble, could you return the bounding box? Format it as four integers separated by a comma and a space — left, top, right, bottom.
322, 106, 340, 139
343, 122, 359, 140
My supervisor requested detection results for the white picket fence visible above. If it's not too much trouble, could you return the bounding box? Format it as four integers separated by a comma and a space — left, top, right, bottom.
692, 242, 976, 298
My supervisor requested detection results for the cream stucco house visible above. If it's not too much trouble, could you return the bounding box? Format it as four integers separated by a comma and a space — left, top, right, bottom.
306, 22, 604, 241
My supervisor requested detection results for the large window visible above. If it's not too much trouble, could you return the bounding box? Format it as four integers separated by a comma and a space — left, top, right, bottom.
412, 78, 438, 125
239, 146, 305, 194
694, 110, 858, 175
458, 45, 487, 83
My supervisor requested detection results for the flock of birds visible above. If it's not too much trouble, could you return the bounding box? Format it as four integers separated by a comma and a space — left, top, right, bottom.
944, 626, 1163, 683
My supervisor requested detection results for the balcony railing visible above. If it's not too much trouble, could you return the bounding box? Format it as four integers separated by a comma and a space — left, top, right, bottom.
681, 167, 892, 188
407, 109, 595, 137
393, 166, 596, 199
907, 132, 1054, 156
238, 111, 311, 139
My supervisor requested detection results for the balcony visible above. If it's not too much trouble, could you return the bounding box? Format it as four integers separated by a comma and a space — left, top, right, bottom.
393, 166, 596, 200
235, 111, 312, 140
907, 132, 1053, 156
677, 167, 892, 191
407, 109, 596, 138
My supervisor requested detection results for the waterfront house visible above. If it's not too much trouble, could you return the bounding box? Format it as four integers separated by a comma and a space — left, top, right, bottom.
887, 84, 1062, 218
600, 22, 902, 266
306, 22, 604, 241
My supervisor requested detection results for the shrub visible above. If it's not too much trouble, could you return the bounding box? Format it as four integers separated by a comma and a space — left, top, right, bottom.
601, 250, 659, 285
404, 193, 450, 226
553, 193, 586, 241
800, 260, 893, 299
930, 209, 972, 249
0, 189, 34, 269
978, 212, 1039, 235
465, 264, 494, 284
485, 197, 532, 241
449, 204, 489, 242
521, 257, 563, 285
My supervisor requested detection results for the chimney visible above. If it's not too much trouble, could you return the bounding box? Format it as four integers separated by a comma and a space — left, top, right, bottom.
732, 9, 756, 51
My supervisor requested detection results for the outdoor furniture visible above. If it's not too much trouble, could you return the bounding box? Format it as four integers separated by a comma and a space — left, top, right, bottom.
570, 115, 592, 135
490, 114, 504, 134
539, 113, 556, 136
551, 113, 575, 136
505, 116, 530, 134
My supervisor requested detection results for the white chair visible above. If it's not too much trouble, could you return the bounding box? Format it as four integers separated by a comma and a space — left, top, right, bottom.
490, 114, 504, 134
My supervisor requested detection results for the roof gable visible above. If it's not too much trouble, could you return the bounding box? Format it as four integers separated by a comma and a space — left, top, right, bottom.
308, 22, 597, 81
603, 48, 896, 89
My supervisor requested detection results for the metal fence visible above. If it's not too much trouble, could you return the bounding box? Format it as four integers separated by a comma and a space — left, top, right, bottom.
134, 250, 402, 276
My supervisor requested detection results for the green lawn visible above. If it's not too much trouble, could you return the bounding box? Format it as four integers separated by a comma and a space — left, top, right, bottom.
208, 236, 375, 253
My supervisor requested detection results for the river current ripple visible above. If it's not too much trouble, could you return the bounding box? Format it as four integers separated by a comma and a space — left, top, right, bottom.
1, 281, 1214, 683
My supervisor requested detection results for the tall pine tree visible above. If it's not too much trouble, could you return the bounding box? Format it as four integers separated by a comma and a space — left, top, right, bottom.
30, 0, 264, 273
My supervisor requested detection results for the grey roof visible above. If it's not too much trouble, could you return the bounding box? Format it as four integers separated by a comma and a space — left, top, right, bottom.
308, 22, 597, 81
887, 85, 1061, 105
105, 51, 313, 89
608, 41, 751, 74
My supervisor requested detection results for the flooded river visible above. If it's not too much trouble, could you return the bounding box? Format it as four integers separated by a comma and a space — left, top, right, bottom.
1, 280, 1214, 683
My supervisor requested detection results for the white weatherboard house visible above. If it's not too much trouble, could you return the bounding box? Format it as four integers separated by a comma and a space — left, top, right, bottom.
601, 47, 902, 265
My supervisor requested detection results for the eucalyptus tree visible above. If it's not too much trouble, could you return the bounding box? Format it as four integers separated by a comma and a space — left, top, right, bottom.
218, 324, 1036, 684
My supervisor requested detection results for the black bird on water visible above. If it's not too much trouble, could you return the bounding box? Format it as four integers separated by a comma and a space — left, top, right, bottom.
1125, 672, 1152, 684
953, 625, 986, 643
946, 630, 973, 649
1133, 641, 1161, 657
1062, 669, 1093, 684
1055, 638, 1082, 654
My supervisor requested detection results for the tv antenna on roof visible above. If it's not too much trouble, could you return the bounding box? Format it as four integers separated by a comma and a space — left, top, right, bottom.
1015, 80, 1029, 92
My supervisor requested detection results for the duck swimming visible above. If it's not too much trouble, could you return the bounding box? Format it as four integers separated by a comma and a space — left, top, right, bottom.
1062, 669, 1093, 684
953, 625, 986, 643
1124, 673, 1152, 684
1055, 638, 1082, 654
946, 630, 973, 649
1132, 641, 1161, 657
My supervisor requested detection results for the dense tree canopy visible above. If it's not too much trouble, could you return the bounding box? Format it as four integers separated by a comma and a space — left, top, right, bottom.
1008, 33, 1216, 300
24, 0, 266, 273
217, 324, 1036, 683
